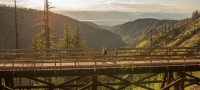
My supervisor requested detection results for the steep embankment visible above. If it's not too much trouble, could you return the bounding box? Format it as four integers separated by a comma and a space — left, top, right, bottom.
137, 18, 200, 47
110, 18, 177, 46
0, 5, 125, 49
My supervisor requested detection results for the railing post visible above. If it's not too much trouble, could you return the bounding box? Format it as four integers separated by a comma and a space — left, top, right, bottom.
167, 48, 170, 68
75, 48, 77, 72
184, 51, 186, 68
108, 51, 110, 61
93, 49, 97, 72
24, 50, 26, 61
59, 50, 61, 66
42, 50, 44, 66
132, 57, 134, 71
75, 58, 77, 72
195, 48, 197, 59
124, 49, 126, 60
92, 75, 97, 90
93, 49, 96, 64
12, 58, 14, 74
139, 48, 141, 59
34, 50, 36, 74
150, 50, 152, 70
6, 51, 9, 62
55, 55, 56, 73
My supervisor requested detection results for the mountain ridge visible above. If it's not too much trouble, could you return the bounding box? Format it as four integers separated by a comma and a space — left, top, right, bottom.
110, 18, 178, 46
54, 10, 191, 25
0, 6, 125, 49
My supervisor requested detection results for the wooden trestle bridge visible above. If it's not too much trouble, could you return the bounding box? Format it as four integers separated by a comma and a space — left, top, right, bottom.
0, 47, 200, 90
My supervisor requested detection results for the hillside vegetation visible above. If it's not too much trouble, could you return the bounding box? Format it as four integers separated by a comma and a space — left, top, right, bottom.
116, 11, 200, 90
0, 5, 125, 49
137, 12, 200, 48
110, 18, 177, 46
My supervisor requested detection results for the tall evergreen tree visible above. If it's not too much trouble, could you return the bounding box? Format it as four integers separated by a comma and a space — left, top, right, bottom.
57, 23, 73, 48
72, 26, 87, 48
29, 23, 55, 49
29, 1, 56, 49
192, 10, 200, 20
30, 34, 38, 49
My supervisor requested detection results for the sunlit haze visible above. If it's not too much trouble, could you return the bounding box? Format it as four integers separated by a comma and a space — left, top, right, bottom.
0, 0, 199, 13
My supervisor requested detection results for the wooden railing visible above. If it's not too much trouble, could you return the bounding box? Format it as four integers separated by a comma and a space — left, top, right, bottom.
0, 47, 200, 72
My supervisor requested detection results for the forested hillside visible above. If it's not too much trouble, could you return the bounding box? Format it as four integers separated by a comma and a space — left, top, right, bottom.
120, 10, 200, 90
137, 11, 200, 48
110, 18, 177, 47
0, 5, 125, 49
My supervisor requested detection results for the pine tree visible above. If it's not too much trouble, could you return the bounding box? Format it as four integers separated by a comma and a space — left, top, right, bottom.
192, 10, 200, 20
29, 24, 55, 49
29, 34, 38, 49
29, 1, 55, 49
72, 26, 87, 49
57, 23, 73, 49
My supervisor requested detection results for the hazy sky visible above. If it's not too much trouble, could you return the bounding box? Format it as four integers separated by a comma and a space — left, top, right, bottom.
0, 0, 199, 13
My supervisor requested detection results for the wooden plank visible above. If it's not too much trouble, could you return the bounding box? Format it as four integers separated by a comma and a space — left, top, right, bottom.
0, 61, 199, 69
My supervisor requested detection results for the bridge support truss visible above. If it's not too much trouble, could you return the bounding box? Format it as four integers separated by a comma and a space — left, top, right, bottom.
1, 72, 200, 90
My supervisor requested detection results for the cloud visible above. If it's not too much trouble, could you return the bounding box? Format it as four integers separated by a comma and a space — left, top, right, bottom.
0, 0, 198, 13
0, 0, 28, 6
0, 0, 13, 2
109, 2, 166, 12
0, 0, 28, 3
0, 0, 13, 5
88, 1, 194, 13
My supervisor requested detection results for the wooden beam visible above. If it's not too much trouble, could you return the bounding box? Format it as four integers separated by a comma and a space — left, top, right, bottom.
97, 81, 117, 90
78, 82, 93, 90
2, 85, 13, 90
107, 75, 131, 83
135, 84, 154, 90
118, 73, 160, 89
137, 80, 162, 84
134, 73, 160, 83
161, 78, 183, 90
50, 76, 84, 89
15, 86, 49, 89
183, 72, 200, 82
161, 73, 168, 88
26, 77, 54, 86
92, 75, 97, 90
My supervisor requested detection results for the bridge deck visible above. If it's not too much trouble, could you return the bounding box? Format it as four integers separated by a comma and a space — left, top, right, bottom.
0, 59, 199, 68
0, 47, 200, 76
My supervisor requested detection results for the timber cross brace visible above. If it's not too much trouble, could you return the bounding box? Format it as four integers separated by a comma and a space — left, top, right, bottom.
1, 72, 200, 90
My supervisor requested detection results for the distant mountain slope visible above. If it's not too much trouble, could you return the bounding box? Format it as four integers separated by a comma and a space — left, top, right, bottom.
99, 25, 113, 31
110, 18, 177, 46
137, 18, 200, 48
82, 21, 101, 29
82, 21, 113, 30
54, 10, 191, 25
0, 6, 125, 49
